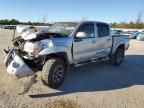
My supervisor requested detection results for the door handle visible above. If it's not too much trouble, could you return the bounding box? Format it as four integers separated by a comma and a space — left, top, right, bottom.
92, 40, 96, 44
107, 38, 111, 41
74, 38, 82, 42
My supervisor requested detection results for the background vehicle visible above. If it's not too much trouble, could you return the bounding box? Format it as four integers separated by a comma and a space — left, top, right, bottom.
4, 21, 130, 93
4, 25, 16, 29
130, 31, 140, 39
111, 30, 123, 35
137, 32, 144, 41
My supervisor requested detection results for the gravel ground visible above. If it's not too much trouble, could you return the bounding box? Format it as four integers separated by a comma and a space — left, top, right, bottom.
0, 28, 144, 108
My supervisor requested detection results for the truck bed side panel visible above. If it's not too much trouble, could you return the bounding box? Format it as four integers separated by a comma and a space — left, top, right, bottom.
111, 35, 130, 55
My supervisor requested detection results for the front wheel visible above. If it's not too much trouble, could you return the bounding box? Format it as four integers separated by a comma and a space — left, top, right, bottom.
109, 48, 125, 66
41, 57, 66, 88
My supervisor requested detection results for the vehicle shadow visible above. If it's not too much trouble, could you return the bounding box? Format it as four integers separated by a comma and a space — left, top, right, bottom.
29, 55, 144, 98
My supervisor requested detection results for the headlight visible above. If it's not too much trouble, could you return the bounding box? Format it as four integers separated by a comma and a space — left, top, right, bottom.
23, 40, 53, 54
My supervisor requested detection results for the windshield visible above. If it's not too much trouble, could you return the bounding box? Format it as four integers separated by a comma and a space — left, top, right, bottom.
48, 22, 79, 36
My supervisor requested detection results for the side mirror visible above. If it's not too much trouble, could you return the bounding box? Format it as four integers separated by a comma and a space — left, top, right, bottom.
76, 32, 86, 38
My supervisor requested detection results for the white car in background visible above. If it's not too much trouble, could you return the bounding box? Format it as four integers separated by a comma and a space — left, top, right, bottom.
137, 32, 144, 41
130, 31, 140, 39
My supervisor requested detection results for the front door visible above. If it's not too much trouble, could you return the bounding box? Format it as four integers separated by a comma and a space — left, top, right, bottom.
73, 23, 97, 62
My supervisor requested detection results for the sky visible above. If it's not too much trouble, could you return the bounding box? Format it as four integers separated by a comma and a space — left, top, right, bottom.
0, 0, 143, 23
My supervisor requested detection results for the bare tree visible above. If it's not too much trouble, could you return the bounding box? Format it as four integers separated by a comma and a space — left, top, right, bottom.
42, 15, 47, 24
136, 11, 143, 24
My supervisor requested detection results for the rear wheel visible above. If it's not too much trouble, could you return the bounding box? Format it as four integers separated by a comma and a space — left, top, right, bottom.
41, 57, 66, 88
109, 48, 125, 66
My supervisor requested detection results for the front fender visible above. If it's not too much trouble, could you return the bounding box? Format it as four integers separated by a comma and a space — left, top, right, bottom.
37, 46, 68, 56
36, 46, 72, 64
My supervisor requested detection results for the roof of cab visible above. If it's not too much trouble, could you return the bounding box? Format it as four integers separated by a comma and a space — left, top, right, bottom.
55, 21, 109, 25
80, 21, 109, 25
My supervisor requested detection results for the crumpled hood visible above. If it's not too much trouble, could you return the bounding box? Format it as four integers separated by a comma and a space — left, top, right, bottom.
20, 31, 70, 46
21, 32, 37, 40
19, 26, 49, 40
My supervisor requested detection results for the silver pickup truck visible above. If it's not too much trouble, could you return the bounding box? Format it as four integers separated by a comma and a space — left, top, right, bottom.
4, 21, 130, 89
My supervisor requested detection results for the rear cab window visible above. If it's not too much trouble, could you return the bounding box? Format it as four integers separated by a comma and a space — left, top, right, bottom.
96, 23, 110, 37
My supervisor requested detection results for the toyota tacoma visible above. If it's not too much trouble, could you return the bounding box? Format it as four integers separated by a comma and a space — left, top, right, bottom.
4, 21, 130, 93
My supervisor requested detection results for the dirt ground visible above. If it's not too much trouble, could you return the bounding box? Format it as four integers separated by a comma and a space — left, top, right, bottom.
0, 28, 144, 108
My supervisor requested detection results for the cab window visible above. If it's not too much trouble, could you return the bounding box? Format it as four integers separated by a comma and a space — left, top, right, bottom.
75, 24, 95, 38
97, 23, 110, 37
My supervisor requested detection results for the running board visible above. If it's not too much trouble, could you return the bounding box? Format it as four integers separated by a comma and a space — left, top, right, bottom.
73, 57, 109, 67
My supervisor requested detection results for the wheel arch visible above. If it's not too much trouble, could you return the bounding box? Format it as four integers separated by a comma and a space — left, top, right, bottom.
117, 44, 125, 50
111, 43, 125, 55
45, 52, 70, 66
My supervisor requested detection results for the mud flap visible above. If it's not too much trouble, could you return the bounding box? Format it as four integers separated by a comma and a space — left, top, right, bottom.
18, 75, 37, 95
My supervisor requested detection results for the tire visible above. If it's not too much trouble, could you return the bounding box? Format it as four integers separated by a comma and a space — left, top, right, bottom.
41, 57, 66, 88
109, 48, 125, 66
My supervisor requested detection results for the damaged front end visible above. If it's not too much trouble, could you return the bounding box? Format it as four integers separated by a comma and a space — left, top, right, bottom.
4, 31, 56, 79
3, 32, 52, 94
4, 26, 68, 94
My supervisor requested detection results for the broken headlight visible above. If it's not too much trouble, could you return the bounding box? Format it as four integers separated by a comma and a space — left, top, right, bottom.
23, 40, 53, 55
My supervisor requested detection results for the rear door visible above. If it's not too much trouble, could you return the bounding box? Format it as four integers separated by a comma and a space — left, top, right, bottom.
94, 23, 112, 57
